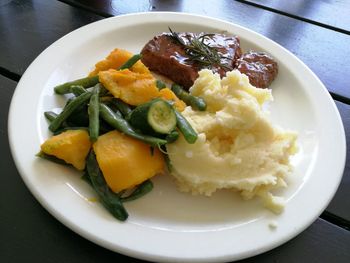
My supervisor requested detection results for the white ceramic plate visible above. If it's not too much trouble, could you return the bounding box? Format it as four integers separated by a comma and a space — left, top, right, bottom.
8, 12, 346, 262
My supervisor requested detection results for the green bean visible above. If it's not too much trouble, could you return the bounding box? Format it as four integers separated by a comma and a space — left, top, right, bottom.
156, 79, 166, 90
164, 155, 173, 172
44, 111, 58, 122
81, 171, 92, 186
118, 54, 142, 70
54, 75, 99, 94
175, 110, 197, 144
88, 85, 100, 141
171, 84, 206, 111
166, 129, 179, 143
110, 98, 132, 118
99, 103, 167, 147
49, 92, 92, 132
44, 111, 70, 128
70, 85, 87, 96
86, 151, 128, 221
121, 180, 153, 202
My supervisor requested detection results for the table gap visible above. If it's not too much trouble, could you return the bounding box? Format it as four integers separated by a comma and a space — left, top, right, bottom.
59, 0, 112, 18
330, 93, 350, 105
320, 211, 350, 231
0, 66, 20, 82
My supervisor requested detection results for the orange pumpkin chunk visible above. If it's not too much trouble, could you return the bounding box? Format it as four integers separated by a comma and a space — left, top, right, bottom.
93, 130, 164, 192
40, 130, 91, 170
98, 69, 159, 106
158, 88, 186, 112
89, 48, 150, 76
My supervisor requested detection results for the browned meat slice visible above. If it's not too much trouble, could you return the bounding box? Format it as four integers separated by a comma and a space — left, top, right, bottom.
141, 33, 242, 89
236, 51, 278, 89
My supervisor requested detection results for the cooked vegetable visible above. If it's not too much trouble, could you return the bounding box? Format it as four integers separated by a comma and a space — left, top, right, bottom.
54, 75, 99, 94
166, 129, 179, 143
129, 98, 176, 135
49, 92, 92, 132
70, 85, 86, 96
42, 46, 203, 222
66, 104, 89, 127
121, 180, 153, 202
156, 79, 166, 90
40, 129, 91, 170
44, 111, 70, 128
36, 151, 71, 166
99, 85, 110, 96
86, 150, 128, 221
89, 48, 150, 76
93, 130, 164, 192
88, 85, 100, 141
99, 103, 167, 147
44, 111, 58, 122
110, 98, 133, 118
171, 83, 206, 111
99, 69, 159, 106
118, 54, 142, 70
175, 110, 198, 144
158, 88, 186, 112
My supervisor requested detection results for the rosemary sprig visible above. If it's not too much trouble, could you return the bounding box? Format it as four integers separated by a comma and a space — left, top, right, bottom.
168, 27, 232, 70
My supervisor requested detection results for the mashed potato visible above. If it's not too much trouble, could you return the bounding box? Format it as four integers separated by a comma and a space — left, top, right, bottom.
166, 69, 298, 213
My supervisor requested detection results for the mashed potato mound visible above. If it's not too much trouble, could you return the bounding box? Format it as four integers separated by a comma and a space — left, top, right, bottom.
166, 69, 298, 213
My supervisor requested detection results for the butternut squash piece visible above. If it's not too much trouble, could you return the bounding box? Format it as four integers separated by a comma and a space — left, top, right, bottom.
93, 130, 164, 192
40, 130, 91, 170
89, 48, 150, 76
98, 69, 159, 105
158, 88, 186, 112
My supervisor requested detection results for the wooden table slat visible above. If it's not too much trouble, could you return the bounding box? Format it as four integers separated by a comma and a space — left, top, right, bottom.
0, 0, 102, 76
238, 0, 350, 33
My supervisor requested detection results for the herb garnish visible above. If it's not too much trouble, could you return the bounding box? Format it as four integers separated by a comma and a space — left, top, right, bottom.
168, 27, 232, 70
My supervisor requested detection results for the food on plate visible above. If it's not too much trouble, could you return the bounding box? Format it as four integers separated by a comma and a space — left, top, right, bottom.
91, 48, 186, 111
236, 51, 278, 89
166, 69, 297, 213
128, 98, 177, 135
170, 84, 207, 111
141, 29, 278, 89
89, 49, 150, 76
141, 31, 241, 89
93, 130, 164, 192
38, 28, 294, 221
38, 49, 202, 221
98, 69, 160, 106
40, 129, 91, 170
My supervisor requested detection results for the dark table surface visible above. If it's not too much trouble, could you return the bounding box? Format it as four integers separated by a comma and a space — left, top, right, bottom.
1, 1, 349, 262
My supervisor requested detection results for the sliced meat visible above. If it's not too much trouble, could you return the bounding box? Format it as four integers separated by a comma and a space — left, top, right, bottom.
236, 51, 278, 89
141, 33, 242, 89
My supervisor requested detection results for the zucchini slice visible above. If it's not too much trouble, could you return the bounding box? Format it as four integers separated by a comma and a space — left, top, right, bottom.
129, 98, 176, 134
